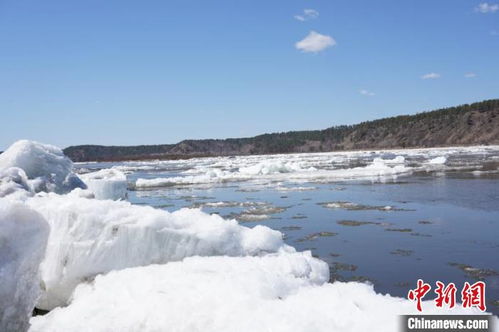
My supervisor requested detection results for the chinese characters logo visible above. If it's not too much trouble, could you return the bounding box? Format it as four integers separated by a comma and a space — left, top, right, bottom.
407, 279, 486, 312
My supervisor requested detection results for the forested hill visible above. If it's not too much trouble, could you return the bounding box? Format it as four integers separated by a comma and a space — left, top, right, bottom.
64, 99, 499, 162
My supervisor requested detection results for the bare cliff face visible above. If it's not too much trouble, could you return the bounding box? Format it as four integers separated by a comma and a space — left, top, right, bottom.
329, 105, 499, 150
64, 99, 499, 162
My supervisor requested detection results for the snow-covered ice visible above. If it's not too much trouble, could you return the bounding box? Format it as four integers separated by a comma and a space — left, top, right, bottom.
29, 253, 497, 332
134, 156, 415, 188
238, 160, 316, 175
26, 193, 286, 310
0, 201, 49, 332
124, 144, 499, 189
0, 140, 85, 194
129, 146, 499, 188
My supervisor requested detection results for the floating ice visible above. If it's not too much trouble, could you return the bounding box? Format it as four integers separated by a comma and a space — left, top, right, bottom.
190, 201, 265, 209
134, 156, 414, 188
238, 160, 315, 175
0, 140, 85, 194
0, 201, 49, 332
427, 156, 447, 165
202, 201, 242, 208
319, 201, 403, 211
25, 194, 286, 310
275, 186, 317, 192
374, 156, 405, 164
134, 168, 232, 188
79, 168, 127, 200
234, 213, 271, 222
29, 253, 496, 332
109, 144, 499, 188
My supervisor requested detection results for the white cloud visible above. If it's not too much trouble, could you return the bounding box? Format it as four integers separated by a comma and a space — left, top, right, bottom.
294, 9, 319, 21
475, 2, 499, 13
464, 72, 477, 78
421, 72, 441, 80
360, 89, 375, 96
295, 31, 336, 53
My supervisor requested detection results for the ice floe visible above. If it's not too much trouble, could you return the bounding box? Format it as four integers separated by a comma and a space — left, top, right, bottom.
427, 156, 447, 165
119, 145, 499, 189
79, 168, 127, 200
133, 157, 415, 188
238, 160, 316, 175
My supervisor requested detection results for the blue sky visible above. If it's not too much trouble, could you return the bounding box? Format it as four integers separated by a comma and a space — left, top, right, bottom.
1, 0, 498, 149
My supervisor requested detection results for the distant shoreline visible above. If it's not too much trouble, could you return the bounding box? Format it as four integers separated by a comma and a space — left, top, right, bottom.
71, 143, 499, 164
64, 99, 499, 162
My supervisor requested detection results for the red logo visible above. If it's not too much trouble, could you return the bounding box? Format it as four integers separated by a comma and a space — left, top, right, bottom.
434, 281, 457, 308
461, 281, 486, 312
408, 279, 431, 312
408, 280, 486, 312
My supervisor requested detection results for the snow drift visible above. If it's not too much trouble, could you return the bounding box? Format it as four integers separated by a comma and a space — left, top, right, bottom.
0, 201, 49, 332
26, 193, 286, 310
29, 253, 497, 332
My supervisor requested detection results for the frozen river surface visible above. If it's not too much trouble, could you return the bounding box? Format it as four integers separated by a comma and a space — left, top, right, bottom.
76, 145, 499, 313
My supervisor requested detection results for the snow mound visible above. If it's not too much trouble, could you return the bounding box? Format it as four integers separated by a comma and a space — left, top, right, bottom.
79, 169, 127, 200
29, 253, 496, 332
26, 194, 286, 310
0, 140, 85, 194
0, 201, 49, 332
